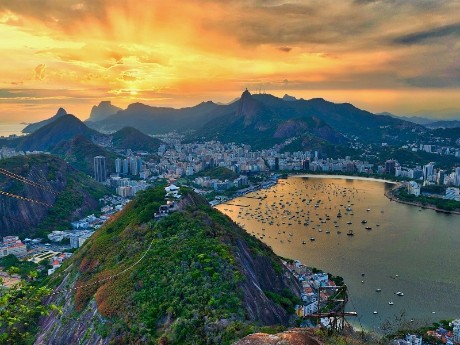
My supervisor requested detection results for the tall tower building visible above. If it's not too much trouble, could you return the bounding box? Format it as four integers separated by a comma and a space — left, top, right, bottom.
122, 159, 129, 175
115, 158, 122, 174
94, 156, 107, 182
385, 160, 396, 175
423, 162, 434, 181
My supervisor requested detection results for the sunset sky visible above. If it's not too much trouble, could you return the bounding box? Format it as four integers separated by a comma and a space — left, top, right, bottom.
0, 0, 459, 123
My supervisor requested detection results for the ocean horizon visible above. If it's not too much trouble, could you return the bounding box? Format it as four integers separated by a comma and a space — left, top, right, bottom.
0, 123, 27, 137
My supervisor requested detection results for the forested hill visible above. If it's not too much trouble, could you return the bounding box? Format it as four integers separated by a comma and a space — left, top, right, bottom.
36, 186, 301, 344
0, 154, 109, 237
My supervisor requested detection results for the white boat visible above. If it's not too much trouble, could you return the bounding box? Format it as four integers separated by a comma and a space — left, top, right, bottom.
389, 301, 394, 305
376, 288, 382, 292
373, 311, 378, 314
396, 292, 404, 296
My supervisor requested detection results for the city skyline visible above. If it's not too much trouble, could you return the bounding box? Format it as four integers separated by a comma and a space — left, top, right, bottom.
0, 0, 459, 122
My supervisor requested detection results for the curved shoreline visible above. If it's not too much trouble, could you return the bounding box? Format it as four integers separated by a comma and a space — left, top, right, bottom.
384, 184, 460, 215
289, 174, 398, 184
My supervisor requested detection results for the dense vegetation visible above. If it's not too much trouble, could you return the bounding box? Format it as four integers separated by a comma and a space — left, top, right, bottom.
0, 154, 110, 237
0, 282, 56, 345
375, 147, 460, 170
0, 257, 55, 344
111, 126, 162, 152
35, 169, 109, 236
52, 135, 119, 177
194, 166, 238, 181
45, 186, 297, 344
395, 187, 460, 212
0, 255, 42, 279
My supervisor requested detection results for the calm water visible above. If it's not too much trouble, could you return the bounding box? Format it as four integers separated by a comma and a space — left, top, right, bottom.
0, 123, 26, 137
216, 176, 460, 331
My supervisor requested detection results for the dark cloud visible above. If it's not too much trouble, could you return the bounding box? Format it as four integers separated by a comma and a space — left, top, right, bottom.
394, 23, 460, 45
278, 46, 292, 52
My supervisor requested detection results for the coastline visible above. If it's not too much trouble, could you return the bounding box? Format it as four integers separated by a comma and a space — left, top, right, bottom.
290, 173, 398, 185
384, 184, 460, 216
219, 174, 459, 216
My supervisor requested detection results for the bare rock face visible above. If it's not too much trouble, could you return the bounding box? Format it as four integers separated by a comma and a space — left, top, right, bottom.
234, 328, 322, 345
0, 155, 105, 237
88, 101, 122, 122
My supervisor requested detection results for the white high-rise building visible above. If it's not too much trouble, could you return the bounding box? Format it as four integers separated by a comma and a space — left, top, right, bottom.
451, 319, 460, 343
423, 162, 434, 181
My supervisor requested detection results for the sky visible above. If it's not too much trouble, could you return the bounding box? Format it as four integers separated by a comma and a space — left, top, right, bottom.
0, 0, 459, 123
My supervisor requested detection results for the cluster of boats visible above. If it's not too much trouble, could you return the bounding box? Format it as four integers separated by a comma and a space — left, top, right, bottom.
224, 181, 382, 246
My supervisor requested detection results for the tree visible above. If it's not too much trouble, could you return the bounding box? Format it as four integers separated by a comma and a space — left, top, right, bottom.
0, 280, 58, 344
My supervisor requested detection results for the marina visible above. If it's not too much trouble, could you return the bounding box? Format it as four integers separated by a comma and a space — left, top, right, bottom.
217, 176, 460, 331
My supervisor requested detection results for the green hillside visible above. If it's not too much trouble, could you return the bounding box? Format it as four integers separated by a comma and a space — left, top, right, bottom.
112, 126, 163, 152
52, 135, 119, 177
0, 154, 110, 237
39, 187, 300, 344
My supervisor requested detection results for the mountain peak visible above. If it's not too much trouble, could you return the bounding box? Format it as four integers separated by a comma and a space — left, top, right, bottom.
88, 101, 122, 122
241, 88, 252, 98
18, 113, 96, 151
282, 94, 297, 102
21, 107, 68, 133
56, 107, 67, 116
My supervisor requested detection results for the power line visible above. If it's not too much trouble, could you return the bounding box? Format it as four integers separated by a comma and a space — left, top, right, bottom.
49, 237, 155, 296
0, 190, 52, 207
0, 167, 57, 195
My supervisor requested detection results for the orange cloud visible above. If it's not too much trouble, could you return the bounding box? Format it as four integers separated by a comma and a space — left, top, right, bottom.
0, 0, 457, 123
33, 64, 46, 80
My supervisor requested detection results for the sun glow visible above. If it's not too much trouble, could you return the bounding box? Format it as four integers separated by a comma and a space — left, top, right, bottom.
0, 1, 458, 122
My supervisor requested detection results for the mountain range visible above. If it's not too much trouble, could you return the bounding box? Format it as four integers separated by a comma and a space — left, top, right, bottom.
191, 90, 423, 149
80, 91, 423, 150
377, 112, 460, 129
86, 101, 222, 134
10, 91, 456, 163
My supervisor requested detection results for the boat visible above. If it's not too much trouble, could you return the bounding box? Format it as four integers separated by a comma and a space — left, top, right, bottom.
361, 219, 367, 224
376, 288, 382, 292
366, 208, 371, 211
347, 230, 354, 236
347, 221, 352, 225
373, 311, 378, 314
302, 241, 306, 244
388, 301, 394, 306
310, 237, 315, 241
365, 226, 372, 230
396, 292, 404, 296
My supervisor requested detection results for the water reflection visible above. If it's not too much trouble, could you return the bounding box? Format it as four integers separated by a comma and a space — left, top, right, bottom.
217, 176, 460, 330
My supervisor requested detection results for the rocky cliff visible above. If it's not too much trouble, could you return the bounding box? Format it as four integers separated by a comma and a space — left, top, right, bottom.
0, 154, 109, 237
88, 101, 122, 122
